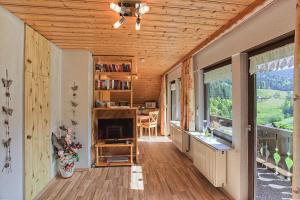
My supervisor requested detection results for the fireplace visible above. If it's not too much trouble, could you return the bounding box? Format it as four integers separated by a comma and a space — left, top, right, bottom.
98, 118, 133, 142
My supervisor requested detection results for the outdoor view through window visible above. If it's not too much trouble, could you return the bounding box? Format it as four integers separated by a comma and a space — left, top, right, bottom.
205, 65, 232, 141
256, 68, 293, 130
252, 44, 294, 200
255, 65, 294, 200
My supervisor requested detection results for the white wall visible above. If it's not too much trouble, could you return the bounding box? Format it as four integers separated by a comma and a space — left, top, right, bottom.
194, 70, 204, 131
166, 65, 182, 134
0, 7, 64, 199
50, 44, 63, 178
61, 50, 93, 168
0, 6, 24, 200
192, 0, 296, 199
230, 53, 249, 200
194, 0, 296, 70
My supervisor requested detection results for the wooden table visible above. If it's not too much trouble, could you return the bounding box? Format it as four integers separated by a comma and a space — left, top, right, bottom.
138, 115, 150, 121
137, 115, 150, 137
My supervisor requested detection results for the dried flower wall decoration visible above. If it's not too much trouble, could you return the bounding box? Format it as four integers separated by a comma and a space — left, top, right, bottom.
71, 82, 79, 140
1, 69, 13, 173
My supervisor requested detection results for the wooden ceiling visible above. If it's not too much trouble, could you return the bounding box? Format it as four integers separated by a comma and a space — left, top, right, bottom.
0, 0, 264, 76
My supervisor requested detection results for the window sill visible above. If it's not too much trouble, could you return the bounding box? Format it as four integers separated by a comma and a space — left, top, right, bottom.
186, 131, 232, 151
170, 120, 180, 128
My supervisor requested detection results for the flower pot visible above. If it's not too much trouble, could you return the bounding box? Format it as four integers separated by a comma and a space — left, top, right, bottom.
59, 165, 75, 178
58, 157, 75, 178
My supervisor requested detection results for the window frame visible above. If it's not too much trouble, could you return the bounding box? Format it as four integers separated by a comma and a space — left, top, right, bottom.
170, 78, 181, 121
170, 80, 176, 121
203, 59, 233, 143
246, 34, 294, 200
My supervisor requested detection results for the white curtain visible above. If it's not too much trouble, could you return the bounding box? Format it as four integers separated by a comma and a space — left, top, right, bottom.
249, 43, 294, 75
204, 64, 232, 84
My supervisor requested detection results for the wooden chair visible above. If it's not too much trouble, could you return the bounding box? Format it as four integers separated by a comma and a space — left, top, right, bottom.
141, 111, 159, 137
137, 117, 143, 138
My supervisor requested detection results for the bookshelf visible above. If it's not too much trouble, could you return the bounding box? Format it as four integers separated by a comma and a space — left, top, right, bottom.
93, 56, 137, 108
92, 56, 138, 167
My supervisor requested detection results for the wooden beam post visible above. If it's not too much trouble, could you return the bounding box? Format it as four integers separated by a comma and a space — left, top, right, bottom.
293, 0, 300, 198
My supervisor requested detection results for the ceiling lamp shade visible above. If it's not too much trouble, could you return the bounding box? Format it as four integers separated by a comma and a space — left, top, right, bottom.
136, 17, 141, 31
113, 17, 125, 29
136, 3, 150, 16
110, 2, 122, 13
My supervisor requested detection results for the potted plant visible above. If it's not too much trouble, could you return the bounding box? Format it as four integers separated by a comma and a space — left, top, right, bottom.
52, 127, 82, 178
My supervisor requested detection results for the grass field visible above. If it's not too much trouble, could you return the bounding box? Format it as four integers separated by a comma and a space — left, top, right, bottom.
256, 89, 293, 130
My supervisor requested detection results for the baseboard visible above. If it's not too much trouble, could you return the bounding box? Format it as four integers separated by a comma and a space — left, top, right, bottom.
219, 188, 235, 200
184, 151, 193, 161
75, 167, 91, 172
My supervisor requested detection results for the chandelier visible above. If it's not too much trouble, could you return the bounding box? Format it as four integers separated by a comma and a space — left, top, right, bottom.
110, 1, 150, 30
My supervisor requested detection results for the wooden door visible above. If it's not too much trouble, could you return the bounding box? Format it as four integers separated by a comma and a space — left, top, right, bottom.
24, 25, 51, 200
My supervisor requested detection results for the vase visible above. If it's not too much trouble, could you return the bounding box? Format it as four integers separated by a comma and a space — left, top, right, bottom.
59, 166, 75, 178
58, 159, 75, 178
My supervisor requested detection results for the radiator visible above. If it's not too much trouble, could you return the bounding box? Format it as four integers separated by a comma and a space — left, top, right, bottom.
169, 123, 189, 152
192, 137, 227, 187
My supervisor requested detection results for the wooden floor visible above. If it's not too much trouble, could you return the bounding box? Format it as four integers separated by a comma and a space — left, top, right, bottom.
38, 137, 230, 200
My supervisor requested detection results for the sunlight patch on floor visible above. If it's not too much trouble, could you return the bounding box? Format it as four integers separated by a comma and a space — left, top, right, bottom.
138, 136, 172, 143
130, 165, 144, 190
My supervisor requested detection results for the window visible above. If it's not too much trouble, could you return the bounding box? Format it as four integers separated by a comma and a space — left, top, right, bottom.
170, 81, 176, 120
249, 41, 294, 200
170, 78, 181, 121
177, 78, 181, 120
204, 63, 232, 142
250, 43, 294, 131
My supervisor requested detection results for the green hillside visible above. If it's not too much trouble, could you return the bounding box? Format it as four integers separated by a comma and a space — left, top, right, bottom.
257, 89, 293, 130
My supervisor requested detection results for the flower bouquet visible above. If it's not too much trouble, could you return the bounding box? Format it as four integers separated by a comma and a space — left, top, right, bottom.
52, 127, 82, 178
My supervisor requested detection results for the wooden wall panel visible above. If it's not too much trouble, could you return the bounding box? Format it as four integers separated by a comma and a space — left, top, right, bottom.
108, 75, 161, 106
24, 25, 51, 200
0, 0, 262, 78
132, 75, 161, 105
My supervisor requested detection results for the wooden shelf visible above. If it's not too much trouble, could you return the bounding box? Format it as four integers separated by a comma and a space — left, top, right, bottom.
95, 72, 132, 80
93, 57, 134, 108
95, 143, 133, 148
95, 142, 134, 167
93, 107, 137, 111
95, 72, 131, 75
96, 161, 133, 167
94, 89, 131, 93
92, 56, 137, 167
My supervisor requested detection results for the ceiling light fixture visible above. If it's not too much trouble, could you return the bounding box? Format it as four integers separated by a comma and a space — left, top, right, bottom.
110, 1, 149, 30
136, 3, 149, 16
110, 2, 122, 14
136, 17, 141, 31
113, 16, 126, 29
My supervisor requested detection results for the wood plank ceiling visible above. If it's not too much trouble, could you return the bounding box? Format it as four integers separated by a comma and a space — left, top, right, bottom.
0, 0, 263, 77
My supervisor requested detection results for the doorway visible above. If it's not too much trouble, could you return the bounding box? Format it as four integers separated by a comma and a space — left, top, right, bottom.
248, 39, 294, 200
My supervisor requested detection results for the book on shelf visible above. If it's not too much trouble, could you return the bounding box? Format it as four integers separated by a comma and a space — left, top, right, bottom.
95, 63, 131, 72
95, 80, 131, 90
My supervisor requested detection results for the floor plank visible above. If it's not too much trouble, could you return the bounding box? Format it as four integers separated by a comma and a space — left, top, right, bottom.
38, 137, 230, 200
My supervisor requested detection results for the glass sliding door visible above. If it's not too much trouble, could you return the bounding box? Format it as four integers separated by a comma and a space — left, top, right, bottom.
249, 41, 294, 200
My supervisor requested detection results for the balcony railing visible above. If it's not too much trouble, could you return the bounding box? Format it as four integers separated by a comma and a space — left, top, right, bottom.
209, 115, 293, 177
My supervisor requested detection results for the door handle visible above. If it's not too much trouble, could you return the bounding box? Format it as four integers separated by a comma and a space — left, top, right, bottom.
27, 135, 32, 139
247, 124, 252, 132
